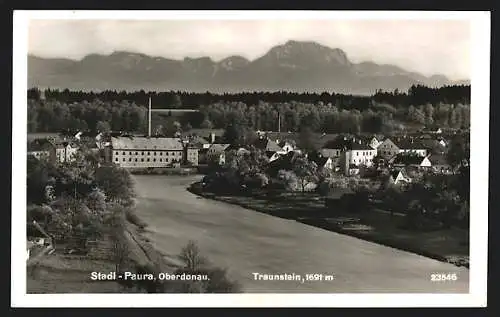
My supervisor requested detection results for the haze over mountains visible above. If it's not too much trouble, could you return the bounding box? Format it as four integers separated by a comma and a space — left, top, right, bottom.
28, 40, 470, 95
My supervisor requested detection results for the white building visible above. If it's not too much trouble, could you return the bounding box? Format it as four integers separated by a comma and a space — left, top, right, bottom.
345, 142, 377, 167
55, 141, 79, 163
111, 137, 184, 168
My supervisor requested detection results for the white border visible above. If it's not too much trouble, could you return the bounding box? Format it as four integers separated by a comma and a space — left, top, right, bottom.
12, 10, 490, 307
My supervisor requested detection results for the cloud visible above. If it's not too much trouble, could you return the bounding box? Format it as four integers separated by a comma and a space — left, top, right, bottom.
28, 19, 470, 80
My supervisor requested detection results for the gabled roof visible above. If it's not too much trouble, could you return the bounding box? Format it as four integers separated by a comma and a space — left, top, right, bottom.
208, 143, 230, 153
253, 137, 283, 152
389, 168, 408, 180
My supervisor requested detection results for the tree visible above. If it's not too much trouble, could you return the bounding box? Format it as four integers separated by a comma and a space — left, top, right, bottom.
96, 120, 111, 133
298, 126, 317, 153
174, 241, 241, 293
200, 119, 213, 129
95, 166, 135, 205
86, 188, 107, 214
27, 156, 51, 204
52, 164, 96, 199
277, 170, 299, 191
293, 156, 318, 192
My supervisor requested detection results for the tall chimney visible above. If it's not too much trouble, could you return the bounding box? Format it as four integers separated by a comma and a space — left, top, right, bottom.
148, 96, 152, 137
278, 112, 281, 133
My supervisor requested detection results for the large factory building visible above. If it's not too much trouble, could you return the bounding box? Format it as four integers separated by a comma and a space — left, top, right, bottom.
111, 136, 186, 168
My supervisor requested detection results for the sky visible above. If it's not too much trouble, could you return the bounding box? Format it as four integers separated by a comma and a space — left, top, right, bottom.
28, 19, 470, 80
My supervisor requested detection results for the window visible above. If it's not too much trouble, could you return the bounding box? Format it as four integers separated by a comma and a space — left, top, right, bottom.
115, 151, 119, 155
142, 152, 144, 155
129, 152, 132, 155
135, 152, 138, 155
153, 158, 156, 162
147, 152, 150, 155
160, 152, 162, 156
115, 158, 118, 162
122, 152, 125, 155
123, 158, 125, 161
160, 159, 162, 162
141, 158, 144, 162
147, 158, 150, 162
154, 152, 156, 156
135, 158, 138, 162
129, 158, 132, 161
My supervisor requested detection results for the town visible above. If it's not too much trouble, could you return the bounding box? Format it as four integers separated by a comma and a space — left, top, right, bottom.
26, 85, 470, 294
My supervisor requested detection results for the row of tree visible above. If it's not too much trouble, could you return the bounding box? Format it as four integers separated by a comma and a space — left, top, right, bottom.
27, 98, 470, 135
28, 84, 470, 109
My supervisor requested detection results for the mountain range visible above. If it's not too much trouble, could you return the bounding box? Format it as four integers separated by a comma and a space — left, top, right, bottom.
28, 40, 470, 95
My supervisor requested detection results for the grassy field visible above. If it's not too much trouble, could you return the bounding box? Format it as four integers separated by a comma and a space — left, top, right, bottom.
192, 188, 469, 268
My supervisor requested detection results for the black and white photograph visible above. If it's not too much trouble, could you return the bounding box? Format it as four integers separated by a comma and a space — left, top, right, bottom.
12, 10, 489, 307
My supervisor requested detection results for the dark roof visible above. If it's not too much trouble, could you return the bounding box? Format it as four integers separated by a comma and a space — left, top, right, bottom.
394, 138, 426, 150
428, 154, 449, 166
392, 153, 426, 165
308, 151, 329, 167
350, 142, 373, 150
27, 139, 54, 152
323, 135, 373, 151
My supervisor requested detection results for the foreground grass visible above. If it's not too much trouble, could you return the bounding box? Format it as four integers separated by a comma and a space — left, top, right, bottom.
191, 186, 469, 268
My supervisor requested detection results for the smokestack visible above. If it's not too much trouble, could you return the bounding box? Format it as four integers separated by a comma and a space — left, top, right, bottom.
278, 112, 281, 133
148, 96, 152, 137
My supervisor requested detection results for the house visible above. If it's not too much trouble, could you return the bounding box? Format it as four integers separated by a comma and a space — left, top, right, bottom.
54, 141, 79, 163
253, 137, 283, 156
428, 154, 452, 174
111, 136, 184, 168
387, 169, 412, 186
376, 138, 401, 160
308, 152, 333, 170
369, 136, 382, 149
206, 143, 231, 166
345, 142, 377, 168
320, 136, 350, 158
278, 140, 296, 153
391, 153, 432, 169
185, 146, 199, 166
188, 135, 211, 149
27, 139, 55, 161
266, 151, 303, 177
395, 138, 428, 157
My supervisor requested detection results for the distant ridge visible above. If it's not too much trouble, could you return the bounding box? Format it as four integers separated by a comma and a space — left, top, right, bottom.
28, 40, 470, 95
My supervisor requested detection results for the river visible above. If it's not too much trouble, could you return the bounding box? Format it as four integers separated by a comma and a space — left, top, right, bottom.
132, 174, 469, 293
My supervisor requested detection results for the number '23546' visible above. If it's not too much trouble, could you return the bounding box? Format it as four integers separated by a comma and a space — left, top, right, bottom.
431, 273, 458, 281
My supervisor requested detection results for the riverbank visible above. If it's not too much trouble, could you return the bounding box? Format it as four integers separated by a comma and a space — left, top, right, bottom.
188, 183, 469, 269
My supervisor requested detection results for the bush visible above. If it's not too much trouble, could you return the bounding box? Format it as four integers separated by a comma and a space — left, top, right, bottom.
174, 240, 241, 293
